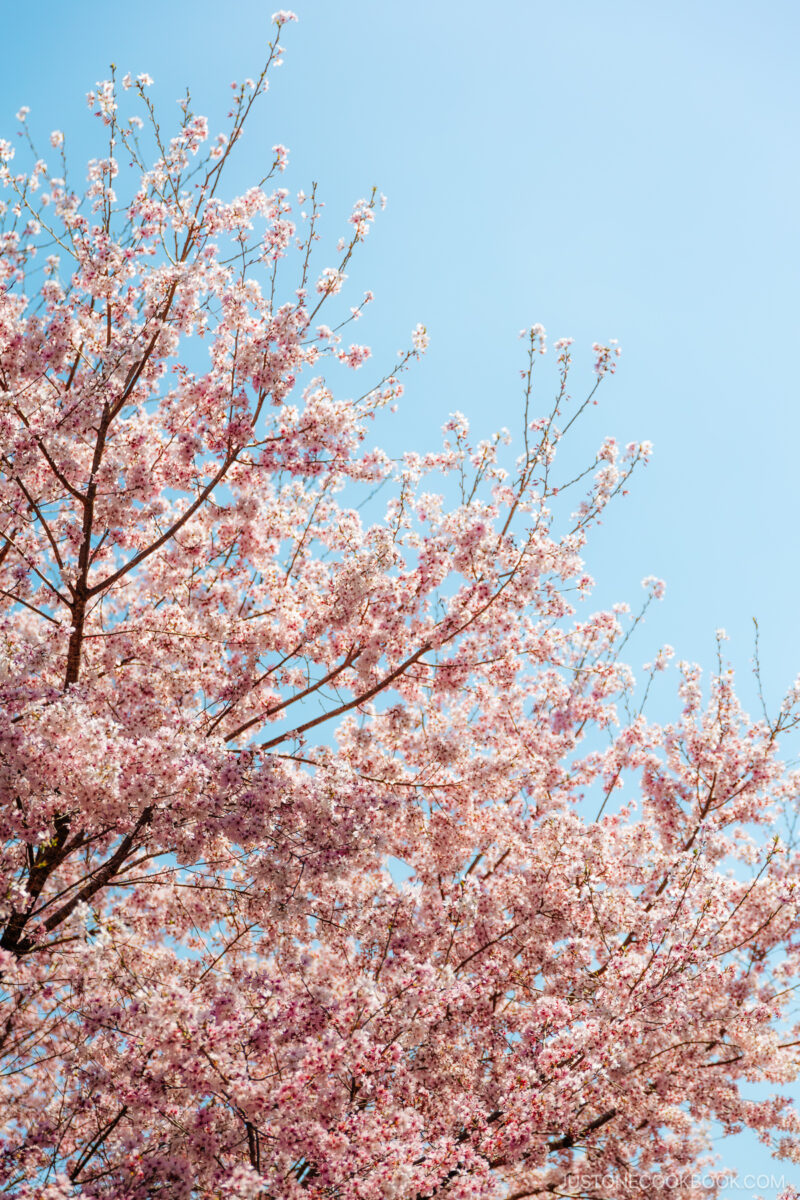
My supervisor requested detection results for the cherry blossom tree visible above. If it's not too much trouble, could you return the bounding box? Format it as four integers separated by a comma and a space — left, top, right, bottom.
1, 14, 800, 1199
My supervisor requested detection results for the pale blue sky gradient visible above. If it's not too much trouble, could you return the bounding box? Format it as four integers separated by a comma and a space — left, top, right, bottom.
3, 1, 800, 1192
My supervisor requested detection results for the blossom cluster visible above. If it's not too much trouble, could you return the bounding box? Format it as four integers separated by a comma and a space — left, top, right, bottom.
0, 26, 798, 1200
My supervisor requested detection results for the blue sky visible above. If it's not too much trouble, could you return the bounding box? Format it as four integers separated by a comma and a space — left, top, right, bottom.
3, 1, 799, 1192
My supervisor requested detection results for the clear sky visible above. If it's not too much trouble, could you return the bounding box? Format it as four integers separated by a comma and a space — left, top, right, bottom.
3, 1, 800, 1193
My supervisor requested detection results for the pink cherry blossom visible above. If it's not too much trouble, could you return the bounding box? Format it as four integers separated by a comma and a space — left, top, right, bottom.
0, 34, 798, 1200
412, 322, 429, 353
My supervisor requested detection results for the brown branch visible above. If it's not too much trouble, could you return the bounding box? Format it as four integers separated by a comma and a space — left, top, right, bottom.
252, 640, 433, 750
222, 645, 360, 743
69, 1106, 129, 1183
6, 807, 153, 958
544, 1106, 618, 1153
88, 451, 237, 596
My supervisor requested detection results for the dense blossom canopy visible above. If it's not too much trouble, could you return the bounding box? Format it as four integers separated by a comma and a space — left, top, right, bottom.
1, 16, 800, 1200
